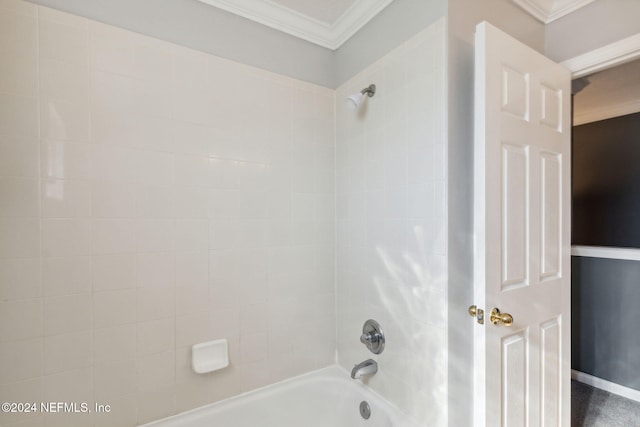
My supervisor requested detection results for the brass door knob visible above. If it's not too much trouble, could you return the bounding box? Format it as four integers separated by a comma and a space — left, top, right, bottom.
468, 305, 478, 317
490, 308, 513, 326
468, 305, 484, 324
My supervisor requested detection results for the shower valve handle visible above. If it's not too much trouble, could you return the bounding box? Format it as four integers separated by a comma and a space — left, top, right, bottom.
360, 319, 385, 354
360, 332, 381, 345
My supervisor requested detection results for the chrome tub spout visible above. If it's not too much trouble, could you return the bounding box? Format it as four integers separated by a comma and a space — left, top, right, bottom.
351, 359, 378, 379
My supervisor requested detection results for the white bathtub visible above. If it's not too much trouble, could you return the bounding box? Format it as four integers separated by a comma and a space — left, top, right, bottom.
140, 366, 421, 427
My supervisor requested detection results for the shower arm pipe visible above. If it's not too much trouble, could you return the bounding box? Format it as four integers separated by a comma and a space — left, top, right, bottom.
360, 84, 376, 97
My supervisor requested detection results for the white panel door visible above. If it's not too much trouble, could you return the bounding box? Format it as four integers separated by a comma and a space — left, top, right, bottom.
473, 22, 571, 427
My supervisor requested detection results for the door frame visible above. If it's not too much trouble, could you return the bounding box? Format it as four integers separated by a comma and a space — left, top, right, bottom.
561, 31, 640, 408
561, 32, 640, 77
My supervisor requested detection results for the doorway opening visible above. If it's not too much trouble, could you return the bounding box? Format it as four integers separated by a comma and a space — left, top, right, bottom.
571, 57, 640, 425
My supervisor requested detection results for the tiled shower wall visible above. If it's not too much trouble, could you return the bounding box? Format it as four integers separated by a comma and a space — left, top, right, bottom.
335, 19, 448, 426
0, 2, 335, 426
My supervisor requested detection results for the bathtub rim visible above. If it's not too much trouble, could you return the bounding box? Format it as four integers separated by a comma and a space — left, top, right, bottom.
137, 363, 420, 427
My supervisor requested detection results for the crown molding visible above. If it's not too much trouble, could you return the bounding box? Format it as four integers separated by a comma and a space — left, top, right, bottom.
512, 0, 595, 24
197, 0, 393, 50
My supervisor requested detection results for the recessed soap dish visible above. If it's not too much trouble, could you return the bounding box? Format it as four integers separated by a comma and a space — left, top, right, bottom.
192, 339, 229, 374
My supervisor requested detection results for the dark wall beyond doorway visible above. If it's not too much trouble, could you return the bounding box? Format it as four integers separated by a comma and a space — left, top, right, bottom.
573, 112, 640, 248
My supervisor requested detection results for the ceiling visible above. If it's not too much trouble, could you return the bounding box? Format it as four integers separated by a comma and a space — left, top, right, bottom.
270, 0, 357, 25
197, 0, 393, 50
574, 58, 640, 125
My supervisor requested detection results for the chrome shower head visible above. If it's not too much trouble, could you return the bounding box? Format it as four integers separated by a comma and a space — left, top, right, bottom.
345, 84, 376, 110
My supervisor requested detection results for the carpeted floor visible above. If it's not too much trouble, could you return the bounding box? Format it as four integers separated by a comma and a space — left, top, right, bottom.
572, 380, 640, 426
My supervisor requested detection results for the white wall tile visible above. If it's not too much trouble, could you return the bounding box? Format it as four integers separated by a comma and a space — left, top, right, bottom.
176, 285, 208, 316
0, 50, 37, 98
93, 289, 136, 329
208, 249, 239, 289
42, 219, 91, 257
136, 185, 175, 219
0, 337, 42, 383
239, 332, 267, 364
131, 78, 172, 118
175, 312, 212, 348
92, 181, 136, 218
0, 0, 37, 16
132, 115, 175, 152
93, 359, 137, 400
175, 251, 208, 288
40, 99, 90, 142
209, 190, 239, 219
136, 351, 175, 392
237, 162, 268, 192
89, 20, 135, 74
171, 51, 209, 125
209, 159, 238, 189
41, 140, 92, 180
0, 93, 38, 138
90, 145, 138, 184
0, 177, 40, 218
208, 219, 238, 250
174, 186, 209, 218
43, 331, 91, 374
335, 21, 446, 426
92, 254, 136, 291
90, 105, 134, 148
175, 220, 208, 252
135, 253, 175, 289
132, 36, 174, 81
136, 387, 176, 425
93, 324, 136, 365
0, 7, 37, 56
43, 367, 92, 402
134, 150, 173, 186
137, 318, 175, 355
0, 136, 39, 178
1, 5, 338, 425
91, 219, 136, 254
172, 121, 215, 156
43, 294, 91, 336
0, 299, 42, 342
135, 219, 175, 253
174, 154, 210, 187
42, 256, 90, 297
137, 287, 175, 322
39, 58, 88, 104
0, 257, 41, 301
175, 375, 213, 413
38, 10, 87, 65
90, 70, 134, 112
42, 179, 91, 218
235, 220, 268, 248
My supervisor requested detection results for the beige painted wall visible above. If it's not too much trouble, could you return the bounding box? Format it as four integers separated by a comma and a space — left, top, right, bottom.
546, 0, 640, 62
